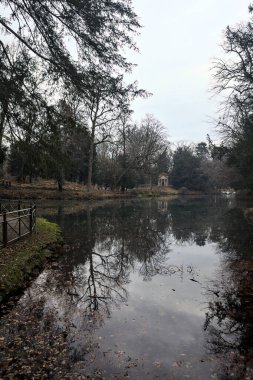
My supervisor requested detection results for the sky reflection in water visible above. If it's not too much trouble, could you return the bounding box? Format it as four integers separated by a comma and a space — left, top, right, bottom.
4, 197, 253, 379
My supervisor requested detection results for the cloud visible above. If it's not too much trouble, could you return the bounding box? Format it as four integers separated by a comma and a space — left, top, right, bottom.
129, 0, 250, 142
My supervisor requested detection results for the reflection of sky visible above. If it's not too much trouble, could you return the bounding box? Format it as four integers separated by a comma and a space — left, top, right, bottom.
9, 198, 238, 378
93, 240, 221, 370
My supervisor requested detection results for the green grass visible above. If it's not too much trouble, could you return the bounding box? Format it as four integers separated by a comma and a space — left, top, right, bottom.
128, 186, 178, 197
0, 218, 62, 303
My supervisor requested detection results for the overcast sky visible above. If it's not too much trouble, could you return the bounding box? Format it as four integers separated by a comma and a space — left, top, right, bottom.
128, 0, 250, 143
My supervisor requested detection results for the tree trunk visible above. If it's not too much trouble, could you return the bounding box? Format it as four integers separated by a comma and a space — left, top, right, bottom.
57, 166, 64, 192
0, 101, 8, 148
149, 173, 153, 190
58, 180, 63, 192
87, 121, 95, 192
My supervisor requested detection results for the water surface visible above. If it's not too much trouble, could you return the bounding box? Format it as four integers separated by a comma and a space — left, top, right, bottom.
1, 196, 253, 379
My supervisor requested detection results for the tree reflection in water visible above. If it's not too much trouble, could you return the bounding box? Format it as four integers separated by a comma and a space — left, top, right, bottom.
73, 206, 130, 314
204, 208, 253, 380
64, 200, 177, 307
21, 200, 179, 363
5, 197, 253, 378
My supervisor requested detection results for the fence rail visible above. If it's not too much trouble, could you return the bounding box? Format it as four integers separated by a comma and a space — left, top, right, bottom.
0, 200, 36, 248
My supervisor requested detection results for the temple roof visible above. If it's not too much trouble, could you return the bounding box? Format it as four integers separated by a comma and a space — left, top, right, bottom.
158, 172, 168, 178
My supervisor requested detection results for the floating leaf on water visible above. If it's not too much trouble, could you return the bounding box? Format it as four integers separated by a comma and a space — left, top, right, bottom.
115, 350, 125, 357
126, 361, 138, 368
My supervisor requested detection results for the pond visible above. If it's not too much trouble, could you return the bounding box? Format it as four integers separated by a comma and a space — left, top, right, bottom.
1, 196, 253, 379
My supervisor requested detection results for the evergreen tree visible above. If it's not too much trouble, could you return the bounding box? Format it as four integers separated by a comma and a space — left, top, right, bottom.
171, 145, 209, 191
0, 1, 140, 90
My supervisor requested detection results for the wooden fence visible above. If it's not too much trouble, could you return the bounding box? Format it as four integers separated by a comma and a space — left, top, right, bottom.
0, 200, 36, 248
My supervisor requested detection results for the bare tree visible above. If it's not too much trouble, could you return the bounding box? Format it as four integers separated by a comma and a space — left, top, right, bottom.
115, 114, 168, 187
83, 70, 143, 191
212, 7, 253, 142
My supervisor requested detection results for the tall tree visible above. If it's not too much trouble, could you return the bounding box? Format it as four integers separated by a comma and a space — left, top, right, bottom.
0, 1, 141, 89
171, 144, 209, 191
114, 114, 168, 188
213, 5, 253, 190
56, 96, 91, 185
0, 45, 33, 148
83, 70, 143, 191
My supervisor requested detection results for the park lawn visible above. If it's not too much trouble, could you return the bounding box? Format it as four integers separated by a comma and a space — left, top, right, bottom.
0, 218, 62, 303
0, 179, 179, 200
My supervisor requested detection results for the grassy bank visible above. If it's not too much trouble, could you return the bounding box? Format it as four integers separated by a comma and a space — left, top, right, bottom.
0, 218, 62, 303
0, 179, 179, 200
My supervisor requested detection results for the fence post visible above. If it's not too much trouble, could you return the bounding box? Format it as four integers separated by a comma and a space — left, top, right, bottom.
18, 200, 21, 237
34, 204, 36, 230
3, 212, 7, 247
29, 203, 33, 234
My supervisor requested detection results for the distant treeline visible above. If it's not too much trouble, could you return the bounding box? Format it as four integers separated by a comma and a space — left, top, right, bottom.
0, 2, 252, 193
